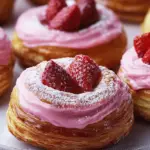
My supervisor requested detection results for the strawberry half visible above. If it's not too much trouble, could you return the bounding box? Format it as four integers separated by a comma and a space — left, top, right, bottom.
42, 60, 83, 94
67, 55, 101, 92
134, 33, 150, 58
78, 0, 99, 28
49, 4, 81, 32
142, 49, 150, 64
46, 0, 67, 22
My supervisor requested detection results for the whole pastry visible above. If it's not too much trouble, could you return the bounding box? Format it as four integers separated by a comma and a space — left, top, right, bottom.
0, 28, 14, 96
97, 0, 150, 22
0, 0, 15, 24
142, 9, 150, 33
7, 55, 133, 149
118, 33, 150, 120
13, 0, 127, 68
28, 0, 48, 5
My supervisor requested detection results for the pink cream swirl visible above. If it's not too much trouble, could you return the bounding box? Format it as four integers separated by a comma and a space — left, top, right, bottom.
16, 58, 131, 129
15, 2, 122, 49
120, 47, 150, 90
0, 28, 11, 65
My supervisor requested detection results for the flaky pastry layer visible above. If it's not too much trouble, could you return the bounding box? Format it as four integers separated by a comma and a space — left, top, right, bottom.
0, 53, 14, 96
97, 0, 149, 22
12, 31, 127, 69
7, 87, 133, 149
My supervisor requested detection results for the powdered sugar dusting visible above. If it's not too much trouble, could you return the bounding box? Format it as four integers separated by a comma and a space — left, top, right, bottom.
23, 58, 130, 108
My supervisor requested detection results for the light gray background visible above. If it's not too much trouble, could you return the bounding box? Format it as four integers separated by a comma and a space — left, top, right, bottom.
0, 0, 148, 150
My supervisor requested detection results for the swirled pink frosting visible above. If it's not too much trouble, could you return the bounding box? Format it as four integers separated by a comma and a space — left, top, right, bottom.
15, 2, 122, 49
0, 28, 11, 65
16, 58, 131, 129
119, 47, 150, 90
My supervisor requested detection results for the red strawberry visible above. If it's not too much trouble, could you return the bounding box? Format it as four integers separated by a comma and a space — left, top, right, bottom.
134, 33, 150, 58
142, 49, 150, 64
49, 4, 81, 31
67, 55, 101, 92
78, 0, 99, 28
42, 60, 83, 94
46, 0, 67, 22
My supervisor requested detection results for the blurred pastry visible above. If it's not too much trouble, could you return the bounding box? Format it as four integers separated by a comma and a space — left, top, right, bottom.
29, 0, 48, 5
98, 0, 150, 22
0, 28, 14, 96
0, 0, 15, 24
7, 55, 133, 149
13, 0, 127, 69
118, 33, 150, 120
142, 9, 150, 33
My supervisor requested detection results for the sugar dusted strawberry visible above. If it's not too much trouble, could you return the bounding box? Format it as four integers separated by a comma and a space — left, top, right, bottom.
42, 60, 83, 94
46, 0, 67, 22
142, 49, 150, 64
134, 33, 150, 58
78, 0, 99, 28
68, 55, 101, 92
49, 5, 81, 32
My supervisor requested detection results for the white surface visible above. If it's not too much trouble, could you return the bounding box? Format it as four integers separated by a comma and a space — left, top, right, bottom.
0, 0, 148, 150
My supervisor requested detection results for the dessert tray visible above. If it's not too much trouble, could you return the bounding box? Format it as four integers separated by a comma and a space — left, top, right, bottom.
0, 0, 149, 150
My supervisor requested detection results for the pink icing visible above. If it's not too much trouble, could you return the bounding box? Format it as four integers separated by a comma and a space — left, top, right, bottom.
119, 47, 150, 90
0, 28, 11, 65
15, 2, 122, 49
16, 58, 131, 129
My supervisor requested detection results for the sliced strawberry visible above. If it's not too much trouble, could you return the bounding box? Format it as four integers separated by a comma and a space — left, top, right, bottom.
134, 33, 150, 58
67, 55, 101, 92
46, 0, 67, 22
49, 4, 81, 32
78, 0, 99, 28
142, 49, 150, 64
42, 60, 83, 94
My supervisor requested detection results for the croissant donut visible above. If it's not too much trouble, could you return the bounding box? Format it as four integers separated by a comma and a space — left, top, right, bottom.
28, 0, 49, 5
0, 0, 14, 24
7, 56, 133, 149
97, 0, 150, 23
118, 33, 150, 120
0, 28, 14, 96
12, 0, 127, 69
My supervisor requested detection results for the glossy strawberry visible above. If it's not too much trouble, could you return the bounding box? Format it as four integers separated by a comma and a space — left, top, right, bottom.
142, 49, 150, 64
67, 55, 101, 92
78, 0, 99, 28
42, 60, 83, 93
46, 0, 67, 22
134, 33, 150, 57
49, 4, 81, 31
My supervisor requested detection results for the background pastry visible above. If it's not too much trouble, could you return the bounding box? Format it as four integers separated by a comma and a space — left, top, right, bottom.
97, 0, 150, 23
28, 0, 48, 5
142, 9, 150, 33
118, 33, 150, 120
0, 28, 14, 96
0, 0, 15, 24
13, 0, 127, 69
7, 55, 133, 149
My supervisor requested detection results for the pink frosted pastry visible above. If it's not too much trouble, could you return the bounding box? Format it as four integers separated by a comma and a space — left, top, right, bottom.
0, 28, 14, 96
12, 0, 127, 68
7, 55, 133, 149
118, 32, 150, 120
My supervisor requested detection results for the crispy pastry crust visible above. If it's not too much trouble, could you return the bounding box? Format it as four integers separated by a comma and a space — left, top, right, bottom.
0, 53, 15, 96
7, 87, 133, 149
97, 0, 149, 22
29, 0, 49, 5
118, 68, 150, 121
0, 0, 14, 24
12, 31, 127, 69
